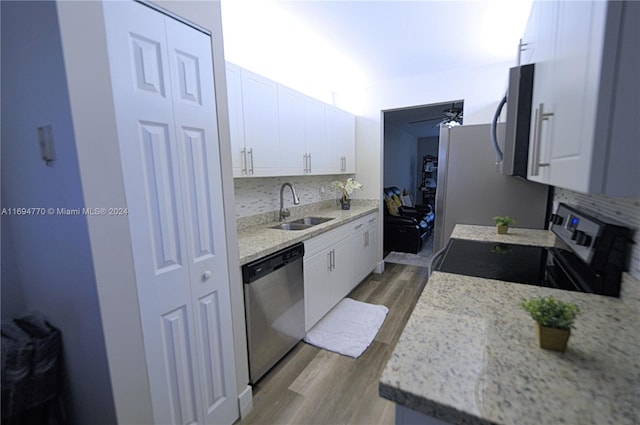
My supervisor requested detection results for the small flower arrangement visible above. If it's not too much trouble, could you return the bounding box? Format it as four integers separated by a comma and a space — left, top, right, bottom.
331, 178, 363, 202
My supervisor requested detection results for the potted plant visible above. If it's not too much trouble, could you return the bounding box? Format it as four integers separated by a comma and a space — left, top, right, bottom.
494, 216, 516, 234
520, 296, 581, 352
331, 178, 363, 210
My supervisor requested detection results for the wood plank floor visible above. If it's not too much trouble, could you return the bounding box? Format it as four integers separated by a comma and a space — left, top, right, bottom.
237, 263, 429, 425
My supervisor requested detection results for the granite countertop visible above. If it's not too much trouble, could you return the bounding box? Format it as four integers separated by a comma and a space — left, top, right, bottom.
236, 204, 378, 265
450, 224, 558, 248
380, 225, 640, 425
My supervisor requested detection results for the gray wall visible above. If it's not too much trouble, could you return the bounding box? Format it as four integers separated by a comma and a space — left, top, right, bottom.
0, 2, 116, 423
383, 123, 418, 196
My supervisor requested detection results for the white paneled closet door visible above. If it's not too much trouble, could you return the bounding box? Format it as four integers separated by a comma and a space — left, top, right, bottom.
102, 2, 238, 424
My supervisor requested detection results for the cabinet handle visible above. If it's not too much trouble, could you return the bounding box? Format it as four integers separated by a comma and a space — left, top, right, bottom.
364, 231, 369, 247
303, 154, 308, 173
332, 249, 335, 270
241, 148, 247, 175
368, 217, 376, 223
354, 223, 364, 230
308, 153, 312, 173
327, 251, 332, 271
531, 103, 553, 176
247, 148, 254, 175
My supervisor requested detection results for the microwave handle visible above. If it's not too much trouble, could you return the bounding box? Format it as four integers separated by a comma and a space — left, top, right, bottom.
491, 93, 507, 164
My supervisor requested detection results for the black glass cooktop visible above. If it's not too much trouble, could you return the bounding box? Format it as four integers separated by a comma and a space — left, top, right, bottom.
435, 238, 549, 286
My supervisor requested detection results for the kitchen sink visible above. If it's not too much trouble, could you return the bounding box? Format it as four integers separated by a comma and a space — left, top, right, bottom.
271, 217, 334, 231
271, 223, 314, 231
289, 217, 334, 226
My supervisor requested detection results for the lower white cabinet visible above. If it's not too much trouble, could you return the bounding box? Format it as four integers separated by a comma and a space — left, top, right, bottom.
304, 213, 378, 331
351, 214, 377, 285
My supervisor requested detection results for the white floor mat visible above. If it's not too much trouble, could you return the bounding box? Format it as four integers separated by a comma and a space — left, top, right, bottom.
304, 298, 389, 358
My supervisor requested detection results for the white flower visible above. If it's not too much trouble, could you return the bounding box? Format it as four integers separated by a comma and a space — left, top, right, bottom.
331, 178, 363, 201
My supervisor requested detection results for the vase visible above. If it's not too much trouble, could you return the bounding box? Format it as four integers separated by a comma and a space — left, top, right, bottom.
497, 224, 509, 234
535, 322, 570, 352
340, 198, 351, 210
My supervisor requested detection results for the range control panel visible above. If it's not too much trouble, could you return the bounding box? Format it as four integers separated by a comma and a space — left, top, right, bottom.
551, 204, 603, 263
550, 203, 631, 268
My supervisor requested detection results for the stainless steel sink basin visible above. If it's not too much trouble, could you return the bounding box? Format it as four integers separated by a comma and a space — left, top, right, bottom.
271, 223, 314, 231
289, 217, 334, 226
270, 217, 334, 231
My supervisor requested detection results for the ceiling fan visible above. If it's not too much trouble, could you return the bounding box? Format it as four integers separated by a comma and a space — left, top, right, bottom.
409, 103, 464, 127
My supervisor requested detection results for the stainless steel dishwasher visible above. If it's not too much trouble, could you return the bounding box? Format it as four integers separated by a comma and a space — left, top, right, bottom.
242, 242, 305, 384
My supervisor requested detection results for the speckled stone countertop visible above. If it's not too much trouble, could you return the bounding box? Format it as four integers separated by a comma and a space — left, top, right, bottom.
236, 204, 378, 265
450, 224, 558, 247
380, 225, 640, 425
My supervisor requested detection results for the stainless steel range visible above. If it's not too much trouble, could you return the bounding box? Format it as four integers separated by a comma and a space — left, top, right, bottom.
433, 203, 634, 297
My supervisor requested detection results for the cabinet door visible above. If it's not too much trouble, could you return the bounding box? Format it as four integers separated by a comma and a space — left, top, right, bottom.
363, 215, 378, 279
304, 96, 327, 174
527, 0, 558, 185
225, 63, 247, 177
325, 105, 356, 174
528, 1, 607, 192
103, 2, 238, 424
278, 85, 306, 175
544, 1, 606, 192
332, 236, 354, 301
304, 249, 335, 331
241, 69, 280, 176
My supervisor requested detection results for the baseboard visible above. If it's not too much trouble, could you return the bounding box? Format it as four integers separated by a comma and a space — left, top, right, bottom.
238, 385, 253, 419
374, 261, 385, 274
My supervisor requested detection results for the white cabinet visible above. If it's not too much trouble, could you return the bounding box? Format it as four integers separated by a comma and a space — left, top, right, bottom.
104, 2, 238, 423
350, 213, 378, 286
526, 1, 638, 196
239, 69, 281, 176
303, 96, 329, 174
304, 213, 378, 332
225, 63, 246, 177
304, 226, 352, 331
278, 85, 306, 175
325, 105, 356, 174
226, 62, 357, 177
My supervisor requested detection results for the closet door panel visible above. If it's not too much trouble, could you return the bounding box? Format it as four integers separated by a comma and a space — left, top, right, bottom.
104, 2, 238, 424
166, 13, 238, 424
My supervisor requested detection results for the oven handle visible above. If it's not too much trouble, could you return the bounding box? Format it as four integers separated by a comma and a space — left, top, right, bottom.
549, 248, 591, 293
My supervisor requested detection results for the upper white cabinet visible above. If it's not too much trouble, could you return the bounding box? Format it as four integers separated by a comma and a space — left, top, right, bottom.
304, 96, 329, 174
525, 0, 639, 196
278, 85, 306, 175
239, 69, 281, 177
225, 63, 246, 177
325, 105, 356, 174
226, 62, 356, 177
227, 65, 280, 177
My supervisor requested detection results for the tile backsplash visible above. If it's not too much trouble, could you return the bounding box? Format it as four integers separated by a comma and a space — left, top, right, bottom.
234, 174, 371, 227
554, 188, 640, 280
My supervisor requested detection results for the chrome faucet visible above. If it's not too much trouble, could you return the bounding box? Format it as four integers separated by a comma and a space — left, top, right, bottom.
279, 182, 300, 221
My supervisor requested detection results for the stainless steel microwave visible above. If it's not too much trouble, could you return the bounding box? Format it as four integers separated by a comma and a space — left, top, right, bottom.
492, 64, 535, 178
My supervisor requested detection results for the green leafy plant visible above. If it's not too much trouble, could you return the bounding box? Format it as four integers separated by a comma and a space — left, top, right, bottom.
520, 296, 581, 330
494, 216, 516, 226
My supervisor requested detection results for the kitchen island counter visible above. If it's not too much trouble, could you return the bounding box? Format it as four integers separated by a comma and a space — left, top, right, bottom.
380, 225, 640, 425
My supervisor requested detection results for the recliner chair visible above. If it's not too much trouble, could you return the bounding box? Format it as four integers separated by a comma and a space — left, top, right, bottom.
383, 186, 435, 254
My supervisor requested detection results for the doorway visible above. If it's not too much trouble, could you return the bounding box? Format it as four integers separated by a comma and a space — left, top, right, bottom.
381, 100, 463, 267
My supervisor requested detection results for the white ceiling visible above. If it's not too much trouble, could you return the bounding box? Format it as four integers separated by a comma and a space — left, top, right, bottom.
221, 0, 532, 94
220, 0, 533, 137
